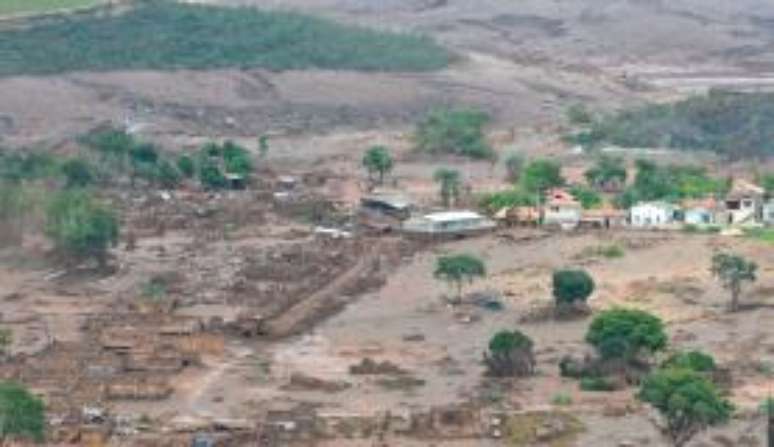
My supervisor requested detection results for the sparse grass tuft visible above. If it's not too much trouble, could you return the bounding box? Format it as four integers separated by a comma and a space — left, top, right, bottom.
0, 0, 451, 76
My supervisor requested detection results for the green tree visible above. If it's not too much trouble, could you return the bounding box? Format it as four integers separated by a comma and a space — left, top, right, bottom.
585, 156, 627, 190
176, 154, 195, 178
155, 159, 181, 189
662, 351, 716, 374
569, 185, 602, 209
362, 146, 394, 185
638, 368, 732, 447
129, 143, 160, 187
434, 254, 486, 302
553, 269, 595, 308
433, 168, 462, 208
0, 381, 45, 442
415, 107, 495, 160
484, 330, 535, 377
79, 127, 134, 171
45, 190, 119, 269
60, 158, 95, 189
566, 103, 594, 126
710, 253, 757, 312
222, 140, 253, 177
199, 160, 228, 190
586, 308, 667, 361
504, 152, 524, 183
521, 159, 564, 195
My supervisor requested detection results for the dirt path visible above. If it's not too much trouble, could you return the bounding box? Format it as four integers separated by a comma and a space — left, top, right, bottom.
264, 241, 380, 338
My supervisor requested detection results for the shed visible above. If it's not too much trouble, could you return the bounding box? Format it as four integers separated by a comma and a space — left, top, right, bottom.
402, 210, 496, 237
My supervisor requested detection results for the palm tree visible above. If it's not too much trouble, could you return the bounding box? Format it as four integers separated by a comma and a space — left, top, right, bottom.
362, 146, 394, 185
433, 168, 461, 208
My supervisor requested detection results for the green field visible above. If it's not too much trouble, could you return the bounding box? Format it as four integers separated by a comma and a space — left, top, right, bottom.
0, 0, 451, 76
0, 0, 102, 16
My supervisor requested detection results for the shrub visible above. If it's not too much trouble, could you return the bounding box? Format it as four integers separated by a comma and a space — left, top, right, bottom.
662, 351, 716, 373
176, 154, 195, 178
504, 152, 524, 183
61, 158, 95, 188
222, 140, 253, 177
552, 269, 595, 307
155, 159, 181, 189
415, 108, 495, 160
551, 393, 573, 406
586, 308, 667, 361
579, 376, 617, 392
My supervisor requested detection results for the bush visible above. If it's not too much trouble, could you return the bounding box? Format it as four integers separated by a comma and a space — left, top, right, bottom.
0, 381, 45, 442
662, 351, 716, 373
176, 154, 195, 178
415, 107, 496, 160
222, 140, 253, 177
60, 158, 95, 188
504, 152, 524, 183
45, 190, 119, 268
155, 159, 181, 189
553, 269, 595, 307
0, 0, 451, 76
586, 308, 667, 361
485, 330, 535, 377
579, 376, 617, 392
551, 393, 573, 406
0, 151, 58, 183
199, 160, 228, 190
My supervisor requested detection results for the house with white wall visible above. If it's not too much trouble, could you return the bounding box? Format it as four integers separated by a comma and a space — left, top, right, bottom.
630, 201, 678, 228
543, 188, 581, 230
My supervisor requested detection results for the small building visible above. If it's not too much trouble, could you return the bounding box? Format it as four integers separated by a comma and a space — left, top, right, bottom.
224, 173, 246, 190
360, 191, 413, 220
579, 207, 628, 229
402, 210, 496, 237
764, 200, 774, 226
723, 180, 764, 225
681, 198, 719, 226
543, 188, 581, 230
630, 201, 678, 228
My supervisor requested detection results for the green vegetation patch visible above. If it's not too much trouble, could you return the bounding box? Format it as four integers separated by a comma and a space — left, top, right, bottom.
0, 0, 451, 76
745, 228, 774, 244
569, 91, 774, 159
507, 411, 585, 447
0, 0, 102, 17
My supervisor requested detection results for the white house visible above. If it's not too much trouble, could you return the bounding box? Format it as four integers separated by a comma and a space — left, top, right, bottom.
723, 180, 765, 226
630, 201, 678, 228
543, 188, 582, 230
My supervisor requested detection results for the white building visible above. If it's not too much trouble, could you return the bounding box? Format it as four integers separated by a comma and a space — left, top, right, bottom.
764, 200, 774, 226
543, 188, 582, 230
630, 201, 678, 228
402, 210, 496, 236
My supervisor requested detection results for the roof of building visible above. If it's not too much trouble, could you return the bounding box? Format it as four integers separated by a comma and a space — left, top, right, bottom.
545, 188, 580, 207
727, 179, 765, 198
423, 210, 485, 223
361, 192, 413, 210
682, 197, 719, 210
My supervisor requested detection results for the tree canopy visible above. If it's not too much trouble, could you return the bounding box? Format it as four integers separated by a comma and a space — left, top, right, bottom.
521, 159, 564, 194
434, 254, 486, 301
710, 253, 757, 312
662, 351, 717, 374
362, 146, 394, 184
485, 330, 535, 377
433, 168, 462, 208
586, 308, 667, 360
638, 368, 732, 447
415, 108, 495, 160
585, 156, 627, 190
45, 190, 119, 268
553, 269, 595, 307
0, 381, 45, 442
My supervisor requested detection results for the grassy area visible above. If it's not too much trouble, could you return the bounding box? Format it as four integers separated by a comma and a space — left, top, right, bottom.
0, 0, 102, 17
568, 91, 774, 160
0, 0, 451, 76
746, 228, 774, 244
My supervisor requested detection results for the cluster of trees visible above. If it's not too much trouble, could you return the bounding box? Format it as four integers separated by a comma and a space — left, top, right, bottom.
479, 158, 567, 212
566, 91, 774, 160
615, 159, 729, 208
415, 108, 496, 160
